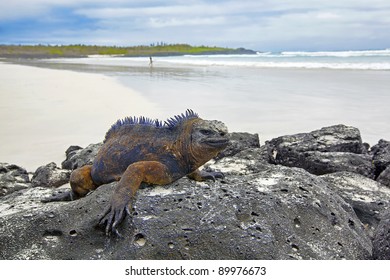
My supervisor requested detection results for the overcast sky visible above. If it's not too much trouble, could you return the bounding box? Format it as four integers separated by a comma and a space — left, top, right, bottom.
1, 0, 390, 51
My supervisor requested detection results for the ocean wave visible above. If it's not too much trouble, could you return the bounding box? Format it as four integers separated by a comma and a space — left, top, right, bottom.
159, 58, 390, 70
181, 49, 390, 58
158, 49, 390, 70
183, 54, 261, 58
280, 49, 390, 57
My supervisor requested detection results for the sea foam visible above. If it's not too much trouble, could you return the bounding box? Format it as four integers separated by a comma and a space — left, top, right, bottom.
160, 49, 390, 70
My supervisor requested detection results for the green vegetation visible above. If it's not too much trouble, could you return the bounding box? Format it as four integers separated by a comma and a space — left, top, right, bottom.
0, 44, 255, 58
49, 48, 64, 56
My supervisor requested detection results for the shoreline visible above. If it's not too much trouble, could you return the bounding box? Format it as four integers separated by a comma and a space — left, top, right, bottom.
0, 62, 159, 171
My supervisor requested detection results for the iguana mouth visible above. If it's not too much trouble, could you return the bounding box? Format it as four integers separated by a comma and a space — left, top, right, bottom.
204, 138, 229, 147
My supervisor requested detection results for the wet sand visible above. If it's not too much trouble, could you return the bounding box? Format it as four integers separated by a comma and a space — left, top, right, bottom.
118, 64, 390, 145
0, 62, 158, 171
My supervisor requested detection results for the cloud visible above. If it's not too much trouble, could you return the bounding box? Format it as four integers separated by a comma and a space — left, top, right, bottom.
0, 0, 131, 21
148, 16, 226, 28
1, 0, 390, 50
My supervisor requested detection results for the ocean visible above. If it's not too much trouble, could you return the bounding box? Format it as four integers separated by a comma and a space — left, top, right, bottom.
16, 49, 390, 146
43, 49, 390, 70
156, 49, 390, 70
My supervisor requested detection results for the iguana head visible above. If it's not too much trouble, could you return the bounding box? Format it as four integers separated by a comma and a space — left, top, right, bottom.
190, 119, 229, 164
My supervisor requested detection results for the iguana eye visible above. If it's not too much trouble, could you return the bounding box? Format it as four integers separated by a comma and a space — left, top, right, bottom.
200, 129, 213, 135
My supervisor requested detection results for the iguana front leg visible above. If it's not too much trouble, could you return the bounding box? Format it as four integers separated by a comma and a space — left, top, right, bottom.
99, 161, 172, 236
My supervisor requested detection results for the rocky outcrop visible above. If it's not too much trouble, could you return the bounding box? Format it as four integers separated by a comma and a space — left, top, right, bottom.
31, 162, 71, 188
371, 140, 390, 178
267, 125, 366, 155
0, 163, 30, 197
61, 143, 102, 170
370, 141, 390, 259
264, 125, 374, 178
214, 132, 260, 160
0, 149, 372, 260
373, 209, 390, 259
377, 167, 390, 188
320, 172, 390, 237
370, 140, 390, 188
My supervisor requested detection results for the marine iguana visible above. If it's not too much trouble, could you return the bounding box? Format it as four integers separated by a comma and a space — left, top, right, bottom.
42, 109, 229, 236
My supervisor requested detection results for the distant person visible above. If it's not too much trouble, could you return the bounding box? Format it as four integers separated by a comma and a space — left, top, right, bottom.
149, 56, 153, 67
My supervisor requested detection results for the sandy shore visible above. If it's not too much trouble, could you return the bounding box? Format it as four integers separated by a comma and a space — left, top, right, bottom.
0, 62, 159, 171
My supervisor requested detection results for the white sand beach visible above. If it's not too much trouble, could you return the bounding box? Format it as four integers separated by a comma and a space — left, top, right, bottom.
0, 62, 159, 171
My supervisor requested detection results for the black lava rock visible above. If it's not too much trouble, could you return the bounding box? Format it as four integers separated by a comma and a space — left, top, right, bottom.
215, 132, 260, 160
61, 143, 102, 170
0, 149, 372, 260
371, 139, 390, 179
377, 166, 390, 188
373, 209, 390, 260
0, 163, 30, 197
320, 172, 390, 237
265, 125, 374, 178
31, 162, 71, 188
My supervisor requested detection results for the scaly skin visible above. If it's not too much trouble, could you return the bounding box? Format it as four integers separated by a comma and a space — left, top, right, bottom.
42, 110, 229, 236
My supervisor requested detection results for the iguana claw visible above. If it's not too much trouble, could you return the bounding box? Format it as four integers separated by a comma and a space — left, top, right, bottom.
99, 201, 131, 237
